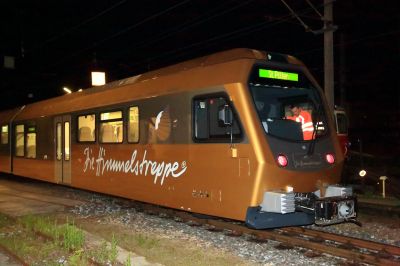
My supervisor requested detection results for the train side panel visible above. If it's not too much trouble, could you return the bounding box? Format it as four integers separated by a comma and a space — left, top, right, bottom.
67, 88, 258, 220
11, 116, 56, 182
0, 108, 24, 173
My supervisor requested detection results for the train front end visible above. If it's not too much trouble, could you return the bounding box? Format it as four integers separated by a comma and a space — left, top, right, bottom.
244, 54, 357, 229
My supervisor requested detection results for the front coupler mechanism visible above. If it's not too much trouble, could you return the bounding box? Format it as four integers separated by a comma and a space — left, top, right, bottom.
246, 185, 357, 229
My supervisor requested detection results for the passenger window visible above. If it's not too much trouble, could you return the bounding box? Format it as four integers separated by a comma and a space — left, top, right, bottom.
15, 124, 25, 157
56, 123, 62, 160
193, 96, 242, 141
64, 122, 70, 160
26, 126, 36, 159
100, 111, 123, 143
1, 125, 8, 144
78, 114, 96, 142
128, 106, 139, 143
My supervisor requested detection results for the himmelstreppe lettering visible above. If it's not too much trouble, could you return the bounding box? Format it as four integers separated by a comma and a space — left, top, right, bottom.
83, 147, 187, 185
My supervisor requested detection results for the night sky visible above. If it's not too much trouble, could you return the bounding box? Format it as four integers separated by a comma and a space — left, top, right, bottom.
1, 0, 399, 155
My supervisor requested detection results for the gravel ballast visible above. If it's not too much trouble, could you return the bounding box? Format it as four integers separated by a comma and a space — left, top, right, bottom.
69, 193, 400, 265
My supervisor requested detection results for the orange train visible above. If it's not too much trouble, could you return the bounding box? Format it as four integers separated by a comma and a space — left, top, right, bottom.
0, 48, 356, 228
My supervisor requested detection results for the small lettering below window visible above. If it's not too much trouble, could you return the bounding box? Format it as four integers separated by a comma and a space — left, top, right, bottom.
100, 111, 123, 143
193, 96, 242, 142
78, 114, 96, 142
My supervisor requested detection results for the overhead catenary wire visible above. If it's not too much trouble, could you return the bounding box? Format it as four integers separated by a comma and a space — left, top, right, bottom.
40, 0, 192, 71
108, 0, 257, 61
294, 28, 400, 56
305, 0, 322, 17
280, 0, 313, 32
41, 0, 252, 70
121, 4, 323, 74
43, 2, 324, 79
26, 0, 128, 54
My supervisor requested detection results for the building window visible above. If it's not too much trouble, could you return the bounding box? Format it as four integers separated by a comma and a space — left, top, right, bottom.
128, 106, 139, 143
78, 114, 96, 142
1, 125, 8, 144
15, 124, 25, 157
26, 126, 36, 159
100, 111, 123, 143
193, 95, 242, 142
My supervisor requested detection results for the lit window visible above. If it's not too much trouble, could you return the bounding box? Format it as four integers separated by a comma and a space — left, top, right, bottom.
128, 107, 139, 143
78, 114, 96, 142
64, 122, 70, 160
1, 125, 8, 144
56, 123, 62, 160
100, 111, 123, 143
15, 125, 25, 157
193, 96, 242, 141
26, 126, 36, 159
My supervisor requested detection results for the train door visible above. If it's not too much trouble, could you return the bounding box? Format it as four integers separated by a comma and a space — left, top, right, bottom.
54, 115, 71, 184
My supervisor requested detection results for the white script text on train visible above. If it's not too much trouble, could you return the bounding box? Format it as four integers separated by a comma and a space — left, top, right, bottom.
83, 147, 187, 185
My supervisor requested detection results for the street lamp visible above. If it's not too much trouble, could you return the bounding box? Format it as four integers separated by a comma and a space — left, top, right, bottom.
63, 87, 72, 94
379, 176, 388, 198
91, 71, 106, 86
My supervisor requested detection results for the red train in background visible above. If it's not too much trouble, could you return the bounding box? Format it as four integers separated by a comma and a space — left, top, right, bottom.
334, 107, 350, 157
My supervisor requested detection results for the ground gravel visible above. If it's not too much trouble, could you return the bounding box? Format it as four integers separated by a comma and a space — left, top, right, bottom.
68, 192, 399, 265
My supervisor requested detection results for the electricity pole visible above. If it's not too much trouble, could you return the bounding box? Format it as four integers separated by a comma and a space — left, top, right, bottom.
324, 0, 335, 114
279, 0, 337, 113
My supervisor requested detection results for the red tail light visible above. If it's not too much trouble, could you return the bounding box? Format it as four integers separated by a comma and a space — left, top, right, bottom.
325, 153, 335, 164
277, 154, 288, 167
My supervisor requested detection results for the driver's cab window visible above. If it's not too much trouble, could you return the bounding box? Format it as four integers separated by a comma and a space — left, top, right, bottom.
283, 102, 316, 141
193, 95, 242, 142
249, 65, 328, 142
255, 98, 326, 141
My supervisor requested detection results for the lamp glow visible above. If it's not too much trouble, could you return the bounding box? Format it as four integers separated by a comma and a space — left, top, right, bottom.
359, 170, 367, 177
286, 186, 294, 193
63, 87, 72, 94
91, 71, 106, 86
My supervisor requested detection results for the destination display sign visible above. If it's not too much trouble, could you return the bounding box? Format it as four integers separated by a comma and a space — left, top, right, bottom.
259, 69, 298, 82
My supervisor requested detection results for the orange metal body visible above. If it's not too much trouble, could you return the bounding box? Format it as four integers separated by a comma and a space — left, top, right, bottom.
0, 49, 344, 221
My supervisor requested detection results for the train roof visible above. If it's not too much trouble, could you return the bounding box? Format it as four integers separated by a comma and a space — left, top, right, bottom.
2, 48, 304, 121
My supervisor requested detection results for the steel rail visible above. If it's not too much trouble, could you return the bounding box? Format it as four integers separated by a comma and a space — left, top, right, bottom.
284, 226, 400, 256
136, 202, 400, 265
3, 176, 399, 265
0, 244, 29, 266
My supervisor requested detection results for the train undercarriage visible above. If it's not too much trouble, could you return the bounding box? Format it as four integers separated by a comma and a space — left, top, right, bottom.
246, 185, 357, 229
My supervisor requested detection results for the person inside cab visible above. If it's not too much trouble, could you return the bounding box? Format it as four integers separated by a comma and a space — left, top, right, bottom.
286, 104, 314, 140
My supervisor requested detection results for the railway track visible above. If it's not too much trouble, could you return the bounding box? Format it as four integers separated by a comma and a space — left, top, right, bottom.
1, 176, 400, 265
0, 244, 29, 266
133, 201, 400, 265
358, 201, 400, 218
